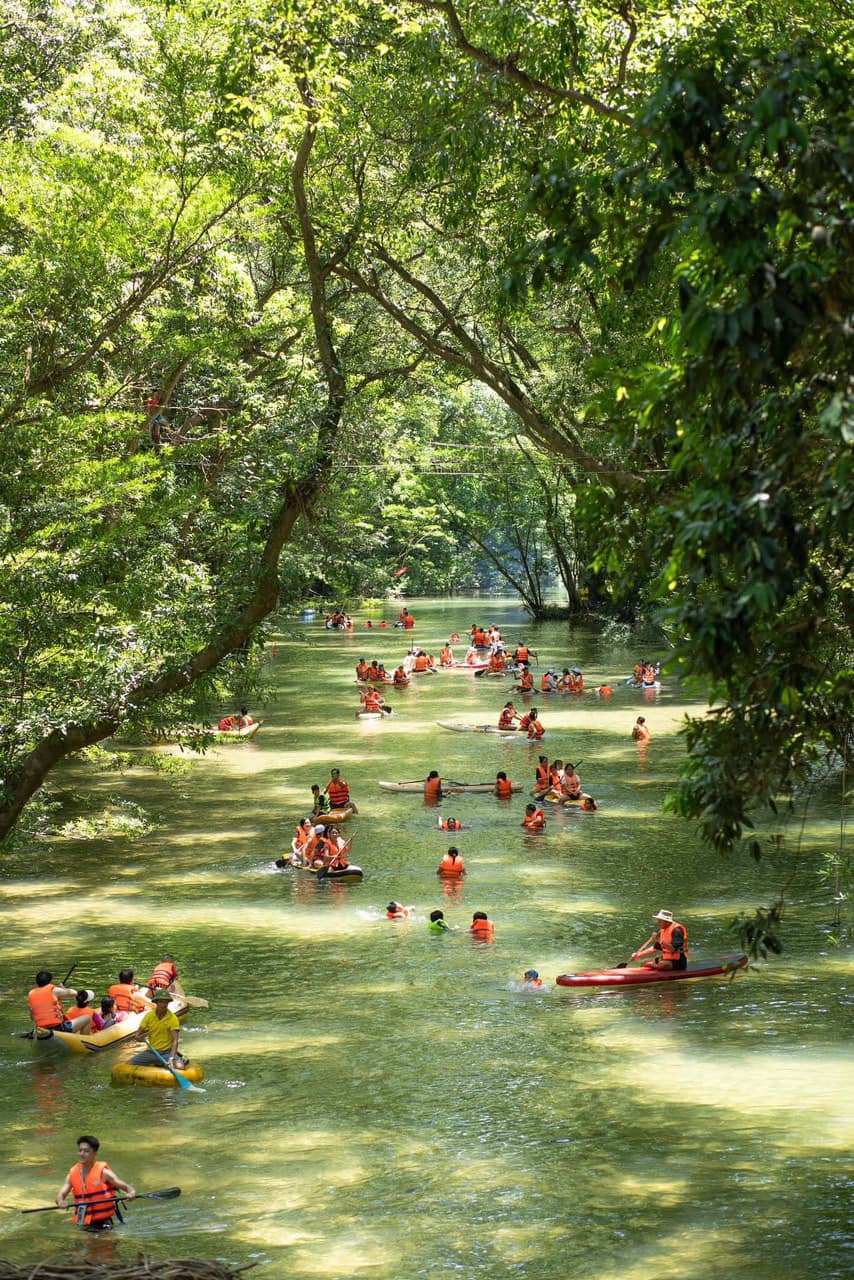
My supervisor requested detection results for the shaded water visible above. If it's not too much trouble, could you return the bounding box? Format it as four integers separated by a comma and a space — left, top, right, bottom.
1, 598, 851, 1278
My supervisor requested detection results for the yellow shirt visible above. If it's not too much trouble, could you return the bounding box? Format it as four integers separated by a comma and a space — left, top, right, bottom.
139, 1008, 180, 1052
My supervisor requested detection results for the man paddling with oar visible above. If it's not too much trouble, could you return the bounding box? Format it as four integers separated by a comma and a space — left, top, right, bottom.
55, 1135, 135, 1232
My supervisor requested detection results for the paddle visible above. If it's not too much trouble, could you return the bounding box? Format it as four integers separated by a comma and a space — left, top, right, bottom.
149, 1046, 205, 1093
21, 1187, 181, 1215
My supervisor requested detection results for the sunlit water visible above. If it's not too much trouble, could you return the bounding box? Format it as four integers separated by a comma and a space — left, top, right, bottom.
1, 598, 851, 1278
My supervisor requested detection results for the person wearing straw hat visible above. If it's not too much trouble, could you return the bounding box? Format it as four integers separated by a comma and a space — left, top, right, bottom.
631, 909, 689, 970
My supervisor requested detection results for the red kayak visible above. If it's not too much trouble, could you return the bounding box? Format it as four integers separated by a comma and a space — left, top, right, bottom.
556, 953, 748, 988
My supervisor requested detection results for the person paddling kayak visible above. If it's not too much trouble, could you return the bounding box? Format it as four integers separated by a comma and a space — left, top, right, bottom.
631, 909, 689, 971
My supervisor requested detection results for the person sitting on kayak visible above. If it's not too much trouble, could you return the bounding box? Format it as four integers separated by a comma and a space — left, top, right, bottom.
310, 785, 330, 816
65, 991, 96, 1028
325, 768, 357, 814
147, 954, 180, 993
108, 970, 152, 1015
513, 667, 534, 692
424, 771, 442, 803
56, 1134, 136, 1231
513, 642, 530, 668
464, 644, 480, 666
93, 995, 125, 1031
470, 911, 494, 942
534, 755, 550, 793
560, 763, 583, 801
632, 716, 651, 742
498, 702, 519, 730
324, 825, 351, 870
308, 825, 331, 868
631, 909, 689, 971
568, 668, 584, 693
438, 847, 466, 878
522, 803, 546, 830
540, 670, 559, 692
355, 658, 369, 681
429, 909, 451, 934
488, 651, 505, 673
437, 815, 463, 830
495, 771, 514, 798
131, 987, 185, 1068
439, 643, 455, 666
392, 665, 408, 685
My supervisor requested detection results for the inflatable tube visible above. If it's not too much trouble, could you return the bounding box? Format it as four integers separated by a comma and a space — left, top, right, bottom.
111, 1060, 205, 1088
555, 954, 748, 988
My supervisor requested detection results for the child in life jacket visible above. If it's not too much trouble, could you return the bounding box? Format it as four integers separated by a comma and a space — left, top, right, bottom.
522, 969, 544, 989
429, 909, 451, 934
387, 901, 413, 920
470, 911, 495, 942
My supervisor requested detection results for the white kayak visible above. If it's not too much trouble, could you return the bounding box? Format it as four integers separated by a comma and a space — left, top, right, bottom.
436, 721, 523, 734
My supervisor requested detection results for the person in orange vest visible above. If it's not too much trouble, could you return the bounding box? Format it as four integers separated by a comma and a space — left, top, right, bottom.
513, 667, 534, 692
436, 815, 465, 830
64, 991, 96, 1026
439, 643, 455, 666
325, 768, 358, 813
56, 1135, 136, 1231
513, 642, 530, 667
533, 755, 550, 794
108, 970, 152, 1015
488, 651, 505, 673
355, 658, 369, 680
560, 762, 583, 801
632, 716, 651, 742
28, 971, 91, 1034
521, 709, 544, 739
498, 702, 519, 730
522, 803, 546, 830
387, 901, 413, 920
495, 771, 514, 798
631, 909, 689, 971
146, 954, 179, 993
392, 665, 409, 686
522, 968, 543, 989
470, 911, 494, 941
568, 668, 584, 693
437, 846, 466, 878
423, 771, 442, 803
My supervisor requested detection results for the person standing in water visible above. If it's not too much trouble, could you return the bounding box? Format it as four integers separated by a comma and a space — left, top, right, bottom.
55, 1135, 136, 1231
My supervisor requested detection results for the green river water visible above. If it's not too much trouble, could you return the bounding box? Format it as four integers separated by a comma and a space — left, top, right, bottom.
1, 597, 851, 1279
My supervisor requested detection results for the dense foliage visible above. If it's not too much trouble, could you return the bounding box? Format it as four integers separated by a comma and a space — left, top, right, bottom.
0, 0, 850, 900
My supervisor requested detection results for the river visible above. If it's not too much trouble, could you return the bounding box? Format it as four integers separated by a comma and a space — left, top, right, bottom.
1, 597, 850, 1279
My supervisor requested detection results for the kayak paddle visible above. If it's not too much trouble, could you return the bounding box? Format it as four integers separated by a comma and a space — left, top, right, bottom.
149, 1046, 205, 1093
21, 1187, 181, 1214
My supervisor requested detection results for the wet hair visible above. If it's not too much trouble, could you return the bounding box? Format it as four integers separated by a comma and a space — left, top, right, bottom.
118, 969, 134, 984
427, 770, 439, 779
35, 971, 52, 986
429, 910, 444, 922
447, 846, 459, 858
77, 1135, 100, 1151
387, 902, 401, 913
472, 911, 488, 921
496, 771, 507, 781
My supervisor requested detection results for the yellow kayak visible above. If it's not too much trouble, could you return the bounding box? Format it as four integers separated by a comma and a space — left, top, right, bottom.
111, 1060, 205, 1088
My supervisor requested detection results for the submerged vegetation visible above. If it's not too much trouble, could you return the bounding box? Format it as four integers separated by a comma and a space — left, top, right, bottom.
0, 2, 850, 902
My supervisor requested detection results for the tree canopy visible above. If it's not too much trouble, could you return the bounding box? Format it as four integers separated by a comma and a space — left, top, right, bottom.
0, 0, 850, 898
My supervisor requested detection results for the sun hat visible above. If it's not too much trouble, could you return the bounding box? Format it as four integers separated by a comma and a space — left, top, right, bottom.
654, 909, 674, 923
151, 987, 172, 1001
314, 825, 326, 835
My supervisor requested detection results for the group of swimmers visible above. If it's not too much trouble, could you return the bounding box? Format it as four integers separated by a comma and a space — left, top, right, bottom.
385, 899, 496, 942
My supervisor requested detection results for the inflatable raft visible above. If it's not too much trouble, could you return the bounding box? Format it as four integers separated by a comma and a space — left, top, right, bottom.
556, 954, 748, 988
28, 998, 188, 1054
379, 779, 521, 794
111, 1060, 205, 1088
312, 805, 354, 823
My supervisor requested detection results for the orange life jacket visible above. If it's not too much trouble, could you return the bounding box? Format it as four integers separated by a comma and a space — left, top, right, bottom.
414, 654, 429, 671
363, 691, 383, 711
148, 960, 178, 990
524, 809, 546, 829
540, 675, 553, 692
366, 664, 380, 679
470, 919, 494, 940
495, 777, 513, 797
387, 907, 410, 919
65, 1004, 92, 1021
403, 616, 414, 629
423, 777, 442, 801
28, 984, 66, 1029
328, 848, 349, 870
569, 673, 583, 692
518, 670, 534, 690
440, 647, 453, 665
515, 646, 529, 663
658, 921, 689, 961
490, 654, 504, 671
438, 854, 465, 877
326, 779, 350, 808
108, 982, 147, 1014
69, 1160, 115, 1227
525, 977, 543, 988
393, 668, 408, 683
498, 710, 516, 729
356, 662, 369, 680
218, 716, 237, 730
527, 719, 544, 739
535, 764, 549, 787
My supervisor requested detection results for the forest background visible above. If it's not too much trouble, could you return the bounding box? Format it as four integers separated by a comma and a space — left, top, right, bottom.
0, 0, 851, 938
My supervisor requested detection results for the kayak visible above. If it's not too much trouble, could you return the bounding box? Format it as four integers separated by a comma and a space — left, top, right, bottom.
442, 661, 490, 674
275, 858, 363, 882
356, 678, 408, 687
27, 997, 189, 1054
111, 1061, 205, 1088
312, 806, 355, 823
436, 721, 522, 734
379, 779, 522, 794
555, 954, 748, 988
356, 709, 390, 719
626, 680, 662, 691
144, 722, 261, 745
